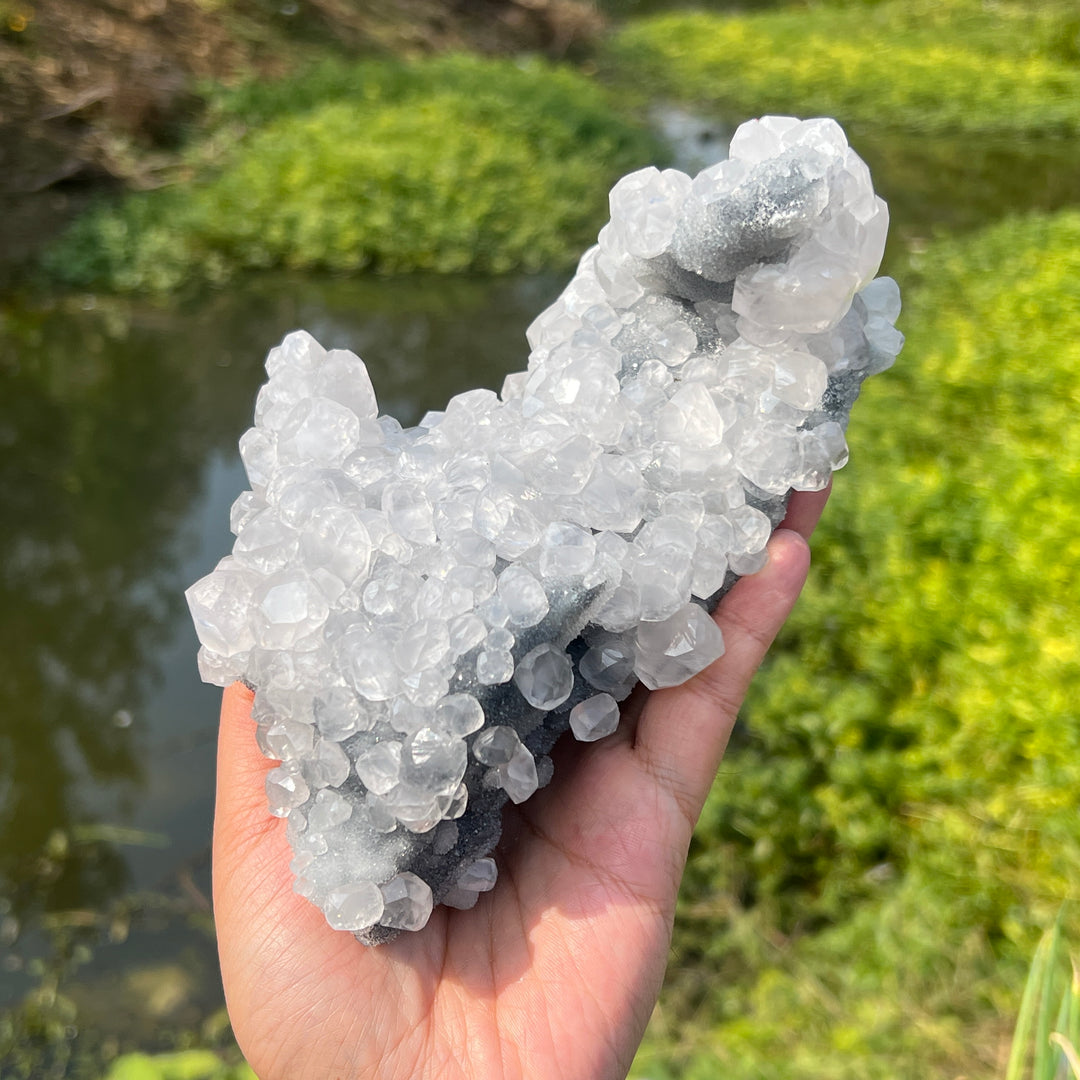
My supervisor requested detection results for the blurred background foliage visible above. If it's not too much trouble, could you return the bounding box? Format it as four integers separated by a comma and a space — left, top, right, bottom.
603, 0, 1080, 137
44, 56, 661, 290
2, 0, 1079, 1077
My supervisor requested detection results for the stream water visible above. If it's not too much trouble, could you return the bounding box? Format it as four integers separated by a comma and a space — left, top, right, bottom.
1, 123, 1078, 1057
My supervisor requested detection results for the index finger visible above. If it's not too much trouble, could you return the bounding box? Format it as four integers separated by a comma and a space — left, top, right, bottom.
629, 528, 813, 831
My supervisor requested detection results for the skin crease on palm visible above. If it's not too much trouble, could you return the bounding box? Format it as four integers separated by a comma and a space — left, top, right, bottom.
213, 486, 830, 1080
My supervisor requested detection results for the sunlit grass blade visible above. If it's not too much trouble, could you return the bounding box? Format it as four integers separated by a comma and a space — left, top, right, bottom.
1053, 967, 1074, 1079
1007, 928, 1053, 1080
1069, 959, 1080, 1056
71, 824, 170, 848
1034, 916, 1064, 1079
1049, 1034, 1080, 1079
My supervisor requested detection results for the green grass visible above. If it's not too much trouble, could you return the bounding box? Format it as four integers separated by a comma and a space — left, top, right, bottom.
603, 0, 1080, 137
100, 1051, 255, 1080
1005, 914, 1080, 1080
632, 210, 1080, 1078
45, 55, 659, 293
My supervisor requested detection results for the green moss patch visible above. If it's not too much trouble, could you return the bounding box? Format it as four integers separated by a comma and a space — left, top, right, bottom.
46, 55, 659, 293
604, 1, 1080, 137
102, 1050, 255, 1080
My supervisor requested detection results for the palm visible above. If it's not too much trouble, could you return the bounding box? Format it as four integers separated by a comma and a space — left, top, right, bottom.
214, 492, 826, 1080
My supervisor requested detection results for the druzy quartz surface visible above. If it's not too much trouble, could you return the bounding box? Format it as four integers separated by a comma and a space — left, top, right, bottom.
187, 116, 903, 941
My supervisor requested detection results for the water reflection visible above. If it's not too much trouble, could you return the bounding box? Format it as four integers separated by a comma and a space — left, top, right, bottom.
0, 304, 193, 918
0, 271, 562, 931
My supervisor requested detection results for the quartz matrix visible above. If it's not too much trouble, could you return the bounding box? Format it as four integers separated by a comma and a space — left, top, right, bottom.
188, 116, 903, 941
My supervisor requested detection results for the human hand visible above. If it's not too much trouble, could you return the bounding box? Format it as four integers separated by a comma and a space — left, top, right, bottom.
213, 488, 829, 1080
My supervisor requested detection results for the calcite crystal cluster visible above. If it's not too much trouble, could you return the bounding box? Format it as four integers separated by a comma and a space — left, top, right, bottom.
188, 116, 902, 941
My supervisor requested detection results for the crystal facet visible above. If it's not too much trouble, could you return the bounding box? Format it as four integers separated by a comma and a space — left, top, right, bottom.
569, 694, 621, 742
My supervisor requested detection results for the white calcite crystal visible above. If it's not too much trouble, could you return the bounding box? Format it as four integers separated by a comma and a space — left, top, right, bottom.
188, 116, 902, 942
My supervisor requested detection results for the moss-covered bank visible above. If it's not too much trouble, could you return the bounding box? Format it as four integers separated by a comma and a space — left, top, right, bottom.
44, 55, 659, 293
603, 0, 1080, 137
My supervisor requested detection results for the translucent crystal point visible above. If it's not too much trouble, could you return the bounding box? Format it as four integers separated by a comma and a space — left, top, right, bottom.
514, 644, 574, 711
569, 694, 621, 742
266, 765, 309, 817
379, 872, 434, 931
634, 604, 726, 691
498, 744, 539, 804
457, 858, 498, 894
473, 726, 523, 766
326, 881, 384, 932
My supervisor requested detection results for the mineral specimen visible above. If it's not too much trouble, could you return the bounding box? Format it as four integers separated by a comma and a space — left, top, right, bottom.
187, 115, 903, 942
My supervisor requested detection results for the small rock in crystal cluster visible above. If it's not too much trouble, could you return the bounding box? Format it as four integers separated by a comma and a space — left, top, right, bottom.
187, 116, 903, 942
